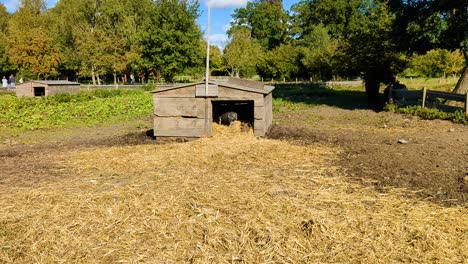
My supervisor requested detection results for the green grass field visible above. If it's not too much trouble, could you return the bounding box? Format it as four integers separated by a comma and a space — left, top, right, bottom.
398, 77, 459, 91
0, 89, 153, 137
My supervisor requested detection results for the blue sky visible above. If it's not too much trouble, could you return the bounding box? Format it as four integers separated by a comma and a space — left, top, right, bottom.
1, 0, 299, 49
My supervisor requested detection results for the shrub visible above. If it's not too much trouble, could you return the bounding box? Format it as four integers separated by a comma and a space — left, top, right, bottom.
385, 104, 468, 125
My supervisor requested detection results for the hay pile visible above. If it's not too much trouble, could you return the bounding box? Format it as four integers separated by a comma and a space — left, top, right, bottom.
0, 127, 466, 263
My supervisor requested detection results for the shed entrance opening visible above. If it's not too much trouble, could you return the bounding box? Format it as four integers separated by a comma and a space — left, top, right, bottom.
34, 87, 45, 97
212, 100, 254, 127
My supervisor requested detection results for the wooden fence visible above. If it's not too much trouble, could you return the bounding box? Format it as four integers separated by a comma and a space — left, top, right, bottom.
389, 87, 468, 116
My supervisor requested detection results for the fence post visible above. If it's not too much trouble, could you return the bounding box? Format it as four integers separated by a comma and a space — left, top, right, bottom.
465, 93, 468, 116
422, 87, 427, 108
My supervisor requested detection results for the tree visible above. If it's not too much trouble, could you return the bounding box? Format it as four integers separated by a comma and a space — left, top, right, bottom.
50, 0, 151, 84
138, 0, 203, 82
292, 0, 405, 100
223, 28, 263, 78
257, 44, 302, 80
344, 1, 406, 100
229, 0, 289, 50
0, 4, 14, 74
7, 0, 60, 79
290, 0, 368, 41
405, 49, 464, 78
295, 24, 338, 81
201, 42, 225, 76
388, 0, 468, 94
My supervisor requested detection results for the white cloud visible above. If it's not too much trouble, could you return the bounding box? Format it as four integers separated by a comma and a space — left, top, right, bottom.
204, 33, 228, 50
204, 0, 247, 8
209, 34, 228, 43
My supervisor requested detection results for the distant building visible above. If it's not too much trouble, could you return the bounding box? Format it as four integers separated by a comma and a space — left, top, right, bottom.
15, 80, 80, 97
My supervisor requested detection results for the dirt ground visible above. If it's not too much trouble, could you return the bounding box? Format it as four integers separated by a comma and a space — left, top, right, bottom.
269, 106, 467, 206
0, 106, 467, 207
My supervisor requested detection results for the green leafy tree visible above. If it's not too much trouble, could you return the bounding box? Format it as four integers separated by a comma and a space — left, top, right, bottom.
229, 0, 289, 50
199, 42, 225, 76
388, 0, 468, 93
51, 0, 151, 84
223, 28, 263, 78
405, 49, 464, 78
0, 4, 14, 74
296, 24, 338, 81
138, 0, 203, 82
7, 0, 61, 78
343, 1, 406, 100
290, 0, 367, 41
257, 44, 302, 80
292, 0, 404, 99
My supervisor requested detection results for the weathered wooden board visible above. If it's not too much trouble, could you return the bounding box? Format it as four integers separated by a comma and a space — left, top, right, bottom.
154, 97, 205, 118
154, 86, 196, 98
47, 86, 80, 96
254, 120, 265, 133
15, 87, 30, 97
154, 117, 207, 137
227, 78, 265, 90
254, 129, 265, 137
426, 90, 466, 102
217, 86, 264, 106
254, 106, 264, 120
264, 93, 273, 130
195, 84, 218, 97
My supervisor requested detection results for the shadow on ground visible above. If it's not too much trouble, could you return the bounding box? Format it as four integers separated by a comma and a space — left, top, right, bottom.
273, 83, 384, 111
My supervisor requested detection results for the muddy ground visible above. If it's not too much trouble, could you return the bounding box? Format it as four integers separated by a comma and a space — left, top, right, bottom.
0, 105, 467, 207
269, 106, 467, 206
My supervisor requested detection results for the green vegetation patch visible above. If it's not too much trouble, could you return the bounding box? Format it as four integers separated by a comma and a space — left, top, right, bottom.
398, 77, 459, 92
0, 89, 153, 133
385, 104, 468, 125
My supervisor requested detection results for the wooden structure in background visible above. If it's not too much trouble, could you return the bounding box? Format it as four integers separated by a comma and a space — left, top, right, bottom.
152, 78, 275, 138
390, 87, 468, 115
15, 80, 80, 97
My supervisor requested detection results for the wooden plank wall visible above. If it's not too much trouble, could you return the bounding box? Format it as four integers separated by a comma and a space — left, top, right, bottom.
47, 85, 81, 96
153, 91, 208, 137
264, 93, 273, 132
153, 84, 274, 138
15, 83, 31, 97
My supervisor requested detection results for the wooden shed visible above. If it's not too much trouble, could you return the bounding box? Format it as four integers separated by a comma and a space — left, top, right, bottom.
152, 78, 275, 138
15, 80, 80, 97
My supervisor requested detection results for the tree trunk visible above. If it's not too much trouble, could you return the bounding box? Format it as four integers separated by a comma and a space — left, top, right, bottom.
97, 74, 101, 86
113, 70, 117, 88
364, 73, 380, 102
453, 67, 468, 94
91, 64, 96, 86
453, 50, 468, 94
